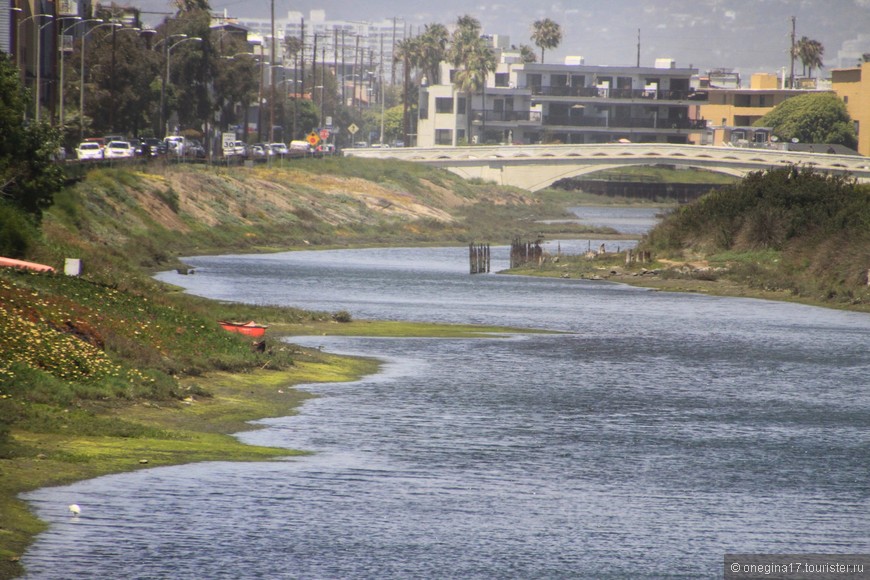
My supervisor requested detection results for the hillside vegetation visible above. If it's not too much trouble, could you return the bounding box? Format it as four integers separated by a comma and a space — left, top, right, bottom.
2, 159, 869, 577
0, 157, 596, 578
642, 166, 870, 304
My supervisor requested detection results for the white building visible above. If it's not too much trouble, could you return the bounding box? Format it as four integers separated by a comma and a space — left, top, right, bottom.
417, 37, 705, 147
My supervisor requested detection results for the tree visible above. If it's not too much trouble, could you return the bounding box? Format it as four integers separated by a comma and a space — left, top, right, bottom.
518, 44, 538, 64
418, 24, 449, 86
0, 52, 64, 220
531, 18, 562, 64
212, 36, 258, 134
448, 15, 496, 144
75, 26, 161, 136
394, 36, 421, 146
755, 93, 857, 149
795, 36, 824, 78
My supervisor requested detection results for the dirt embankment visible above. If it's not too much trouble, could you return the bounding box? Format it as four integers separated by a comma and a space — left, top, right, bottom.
117, 166, 469, 233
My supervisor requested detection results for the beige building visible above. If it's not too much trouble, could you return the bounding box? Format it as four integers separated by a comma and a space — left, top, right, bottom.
831, 62, 870, 156
700, 73, 830, 146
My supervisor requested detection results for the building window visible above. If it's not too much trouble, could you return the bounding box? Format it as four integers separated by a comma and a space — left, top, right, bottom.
435, 129, 453, 145
435, 97, 453, 114
457, 97, 467, 114
495, 73, 509, 87
844, 96, 849, 104
527, 73, 542, 90
854, 120, 860, 135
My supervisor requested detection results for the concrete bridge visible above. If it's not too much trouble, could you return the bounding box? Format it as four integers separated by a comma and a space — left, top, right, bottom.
343, 143, 870, 191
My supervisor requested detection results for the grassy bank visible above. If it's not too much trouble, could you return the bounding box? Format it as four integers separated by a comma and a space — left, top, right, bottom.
507, 167, 870, 312
3, 159, 868, 578
2, 158, 567, 578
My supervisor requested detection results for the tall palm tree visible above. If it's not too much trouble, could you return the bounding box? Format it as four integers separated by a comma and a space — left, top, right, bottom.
418, 23, 449, 86
531, 18, 562, 64
448, 15, 496, 144
395, 36, 422, 146
795, 36, 824, 79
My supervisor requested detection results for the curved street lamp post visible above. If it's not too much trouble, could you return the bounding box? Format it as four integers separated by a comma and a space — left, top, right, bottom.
17, 13, 53, 114
160, 35, 202, 137
79, 22, 126, 140
59, 18, 100, 128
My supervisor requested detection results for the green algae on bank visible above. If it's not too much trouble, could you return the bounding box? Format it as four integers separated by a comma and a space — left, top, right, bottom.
0, 353, 377, 580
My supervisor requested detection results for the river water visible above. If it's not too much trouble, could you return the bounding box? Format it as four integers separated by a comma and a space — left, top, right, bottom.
21, 208, 870, 579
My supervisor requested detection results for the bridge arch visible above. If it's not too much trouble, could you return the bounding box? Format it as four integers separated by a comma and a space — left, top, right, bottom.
344, 144, 870, 191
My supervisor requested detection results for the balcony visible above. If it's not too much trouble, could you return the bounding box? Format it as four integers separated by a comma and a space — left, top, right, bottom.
471, 110, 543, 124
526, 86, 704, 101
543, 116, 708, 130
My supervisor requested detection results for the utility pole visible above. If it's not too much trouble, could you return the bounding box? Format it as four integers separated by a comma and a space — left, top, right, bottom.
789, 16, 796, 89
269, 0, 275, 142
636, 28, 641, 68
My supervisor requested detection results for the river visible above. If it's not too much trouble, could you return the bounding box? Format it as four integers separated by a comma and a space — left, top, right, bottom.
21, 207, 870, 579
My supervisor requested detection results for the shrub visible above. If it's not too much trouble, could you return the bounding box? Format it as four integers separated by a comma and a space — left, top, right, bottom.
0, 202, 38, 258
332, 310, 353, 323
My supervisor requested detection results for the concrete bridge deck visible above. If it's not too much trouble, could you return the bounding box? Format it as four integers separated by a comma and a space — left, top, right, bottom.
344, 143, 870, 191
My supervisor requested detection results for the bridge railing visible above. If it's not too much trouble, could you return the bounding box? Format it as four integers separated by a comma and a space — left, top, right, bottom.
543, 116, 708, 130
526, 86, 704, 101
471, 110, 543, 123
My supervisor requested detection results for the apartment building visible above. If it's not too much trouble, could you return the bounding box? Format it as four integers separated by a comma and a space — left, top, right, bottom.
699, 73, 833, 146
831, 62, 870, 156
417, 38, 705, 147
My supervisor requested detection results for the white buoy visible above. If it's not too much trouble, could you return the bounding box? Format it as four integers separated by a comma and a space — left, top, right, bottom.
68, 504, 81, 516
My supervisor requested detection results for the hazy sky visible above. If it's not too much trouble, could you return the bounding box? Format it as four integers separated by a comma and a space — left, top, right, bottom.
140, 0, 870, 75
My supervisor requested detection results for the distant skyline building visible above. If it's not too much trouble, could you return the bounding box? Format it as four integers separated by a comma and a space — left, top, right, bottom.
215, 9, 406, 85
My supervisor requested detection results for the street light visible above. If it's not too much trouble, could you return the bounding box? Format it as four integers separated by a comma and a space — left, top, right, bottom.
59, 19, 102, 128
156, 33, 188, 137
32, 15, 81, 123
16, 13, 53, 95
163, 36, 202, 136
79, 22, 122, 140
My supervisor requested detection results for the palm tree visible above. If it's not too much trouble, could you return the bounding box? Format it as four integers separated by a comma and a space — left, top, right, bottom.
418, 23, 449, 86
795, 36, 824, 79
531, 18, 562, 64
395, 36, 422, 146
448, 15, 496, 144
518, 44, 537, 64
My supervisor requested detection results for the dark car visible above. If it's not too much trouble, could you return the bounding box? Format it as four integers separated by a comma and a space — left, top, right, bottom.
184, 140, 206, 158
141, 138, 163, 157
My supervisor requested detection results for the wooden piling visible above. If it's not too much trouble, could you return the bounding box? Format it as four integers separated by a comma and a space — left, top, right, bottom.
469, 243, 490, 274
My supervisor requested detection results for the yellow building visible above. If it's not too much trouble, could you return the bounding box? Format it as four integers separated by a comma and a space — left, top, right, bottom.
831, 62, 870, 156
699, 73, 829, 145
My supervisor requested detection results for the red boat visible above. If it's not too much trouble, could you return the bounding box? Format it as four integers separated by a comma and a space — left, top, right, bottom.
0, 257, 55, 273
218, 320, 268, 337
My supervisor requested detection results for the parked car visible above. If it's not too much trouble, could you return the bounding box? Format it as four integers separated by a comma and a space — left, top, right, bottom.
184, 139, 206, 158
164, 135, 185, 155
270, 142, 289, 156
289, 140, 312, 155
250, 144, 268, 158
230, 140, 247, 156
129, 138, 142, 156
141, 138, 162, 157
104, 141, 134, 159
75, 141, 104, 160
